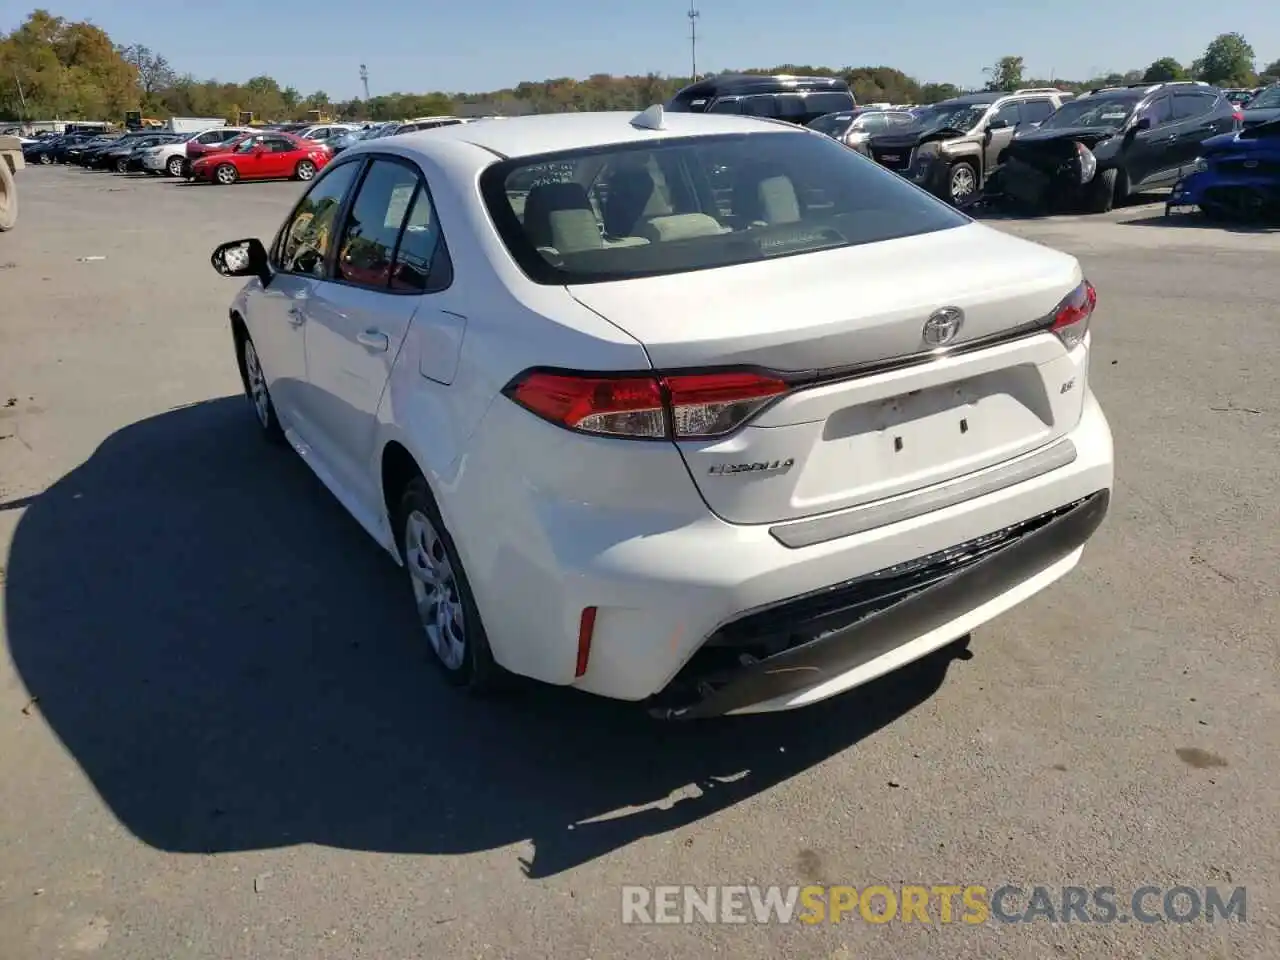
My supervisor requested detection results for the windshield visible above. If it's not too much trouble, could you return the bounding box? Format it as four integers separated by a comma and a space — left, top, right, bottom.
911, 102, 989, 133
806, 113, 853, 136
1039, 97, 1137, 130
1248, 85, 1280, 110
480, 131, 968, 285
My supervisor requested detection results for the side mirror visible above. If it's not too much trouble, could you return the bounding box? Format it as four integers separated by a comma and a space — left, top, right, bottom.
1133, 116, 1153, 132
987, 118, 1010, 131
252, 145, 266, 155
211, 238, 270, 284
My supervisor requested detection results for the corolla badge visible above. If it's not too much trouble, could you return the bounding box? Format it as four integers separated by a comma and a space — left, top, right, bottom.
922, 307, 965, 347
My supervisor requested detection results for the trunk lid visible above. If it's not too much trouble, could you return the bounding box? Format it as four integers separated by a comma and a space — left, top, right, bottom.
567, 223, 1087, 526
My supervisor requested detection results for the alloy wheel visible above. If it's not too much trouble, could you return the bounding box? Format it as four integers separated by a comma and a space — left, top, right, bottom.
405, 510, 467, 672
950, 164, 977, 203
242, 339, 271, 429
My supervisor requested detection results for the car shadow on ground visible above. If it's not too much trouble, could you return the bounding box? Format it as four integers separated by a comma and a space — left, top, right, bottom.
1119, 211, 1280, 234
4, 397, 970, 879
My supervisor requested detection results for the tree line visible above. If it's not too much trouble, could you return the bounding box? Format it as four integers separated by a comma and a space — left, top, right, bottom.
1, 9, 1276, 125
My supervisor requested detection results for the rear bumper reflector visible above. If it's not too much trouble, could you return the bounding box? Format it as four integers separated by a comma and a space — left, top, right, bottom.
770, 439, 1078, 549
650, 490, 1109, 719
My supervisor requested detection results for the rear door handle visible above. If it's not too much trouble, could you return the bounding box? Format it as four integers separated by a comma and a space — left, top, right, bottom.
356, 329, 389, 352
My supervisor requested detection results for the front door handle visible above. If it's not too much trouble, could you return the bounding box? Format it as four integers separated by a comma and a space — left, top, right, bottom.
356, 329, 389, 352
287, 305, 305, 326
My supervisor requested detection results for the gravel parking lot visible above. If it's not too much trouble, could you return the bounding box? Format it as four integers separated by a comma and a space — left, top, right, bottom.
1, 165, 1278, 960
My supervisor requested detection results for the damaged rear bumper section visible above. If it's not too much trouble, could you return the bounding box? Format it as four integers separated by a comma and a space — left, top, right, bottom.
650, 489, 1110, 720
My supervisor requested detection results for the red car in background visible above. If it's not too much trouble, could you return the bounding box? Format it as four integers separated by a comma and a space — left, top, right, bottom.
188, 131, 331, 185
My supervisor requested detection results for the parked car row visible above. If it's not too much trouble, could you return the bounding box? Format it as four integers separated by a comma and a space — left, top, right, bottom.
800, 80, 1275, 217
21, 116, 506, 186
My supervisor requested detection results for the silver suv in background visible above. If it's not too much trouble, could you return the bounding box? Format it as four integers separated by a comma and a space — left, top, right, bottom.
866, 88, 1074, 205
140, 127, 252, 177
807, 108, 918, 153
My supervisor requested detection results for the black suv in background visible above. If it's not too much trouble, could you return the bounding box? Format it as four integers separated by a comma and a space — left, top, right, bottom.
1242, 83, 1280, 129
864, 88, 1070, 204
666, 74, 856, 126
995, 81, 1241, 213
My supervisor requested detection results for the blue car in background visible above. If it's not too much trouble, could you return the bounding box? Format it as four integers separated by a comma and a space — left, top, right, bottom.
1168, 118, 1280, 221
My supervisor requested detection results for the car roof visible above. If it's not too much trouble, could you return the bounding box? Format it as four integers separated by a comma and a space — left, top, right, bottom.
673, 73, 852, 98
385, 109, 803, 161
941, 92, 1003, 106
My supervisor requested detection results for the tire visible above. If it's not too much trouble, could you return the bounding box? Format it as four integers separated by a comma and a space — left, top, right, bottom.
396, 475, 504, 693
238, 335, 285, 444
947, 161, 979, 206
38, 153, 52, 165
214, 163, 238, 186
166, 155, 185, 177
115, 158, 128, 173
294, 159, 316, 181
1087, 168, 1119, 213
0, 159, 16, 232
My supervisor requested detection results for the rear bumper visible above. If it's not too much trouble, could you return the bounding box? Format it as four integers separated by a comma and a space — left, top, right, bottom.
655, 489, 1108, 719
457, 386, 1113, 711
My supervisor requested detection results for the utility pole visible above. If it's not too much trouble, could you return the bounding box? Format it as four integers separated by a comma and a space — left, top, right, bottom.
360, 63, 370, 101
14, 68, 28, 120
687, 2, 700, 83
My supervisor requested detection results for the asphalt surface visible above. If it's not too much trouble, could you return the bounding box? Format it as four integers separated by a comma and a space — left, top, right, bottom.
1, 164, 1277, 960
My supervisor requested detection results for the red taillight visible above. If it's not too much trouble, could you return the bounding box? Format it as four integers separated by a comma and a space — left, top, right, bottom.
665, 371, 789, 437
1233, 109, 1245, 124
575, 607, 597, 678
1050, 279, 1096, 348
505, 369, 790, 439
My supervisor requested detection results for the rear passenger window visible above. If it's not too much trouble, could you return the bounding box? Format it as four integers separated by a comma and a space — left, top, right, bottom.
1173, 92, 1216, 120
335, 159, 421, 289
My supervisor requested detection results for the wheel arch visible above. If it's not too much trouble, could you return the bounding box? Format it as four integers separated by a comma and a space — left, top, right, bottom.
229, 309, 251, 395
380, 440, 426, 564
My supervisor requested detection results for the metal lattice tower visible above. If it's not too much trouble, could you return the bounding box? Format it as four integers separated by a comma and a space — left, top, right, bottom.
687, 3, 700, 82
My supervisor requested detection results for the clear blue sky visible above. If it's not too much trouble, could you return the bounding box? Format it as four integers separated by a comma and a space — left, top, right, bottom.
7, 1, 1277, 97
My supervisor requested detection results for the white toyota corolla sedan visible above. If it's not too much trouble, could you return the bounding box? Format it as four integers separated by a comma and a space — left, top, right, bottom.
211, 106, 1114, 719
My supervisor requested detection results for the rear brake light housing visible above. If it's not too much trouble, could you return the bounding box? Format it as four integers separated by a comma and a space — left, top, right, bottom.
1049, 279, 1096, 349
503, 368, 790, 440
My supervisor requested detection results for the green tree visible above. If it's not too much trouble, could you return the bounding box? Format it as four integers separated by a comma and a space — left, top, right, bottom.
920, 82, 960, 104
1259, 59, 1280, 84
1142, 58, 1186, 82
1196, 32, 1256, 86
985, 56, 1025, 92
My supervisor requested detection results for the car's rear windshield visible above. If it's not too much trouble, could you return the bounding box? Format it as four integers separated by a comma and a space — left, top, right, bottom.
1040, 95, 1140, 129
806, 112, 854, 136
479, 131, 968, 285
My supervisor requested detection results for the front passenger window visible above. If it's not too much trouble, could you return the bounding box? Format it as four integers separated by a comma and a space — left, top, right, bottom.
991, 102, 1022, 127
277, 160, 362, 277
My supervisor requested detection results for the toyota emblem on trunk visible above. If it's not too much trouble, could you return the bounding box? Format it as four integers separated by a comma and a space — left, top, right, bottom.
922, 307, 964, 347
